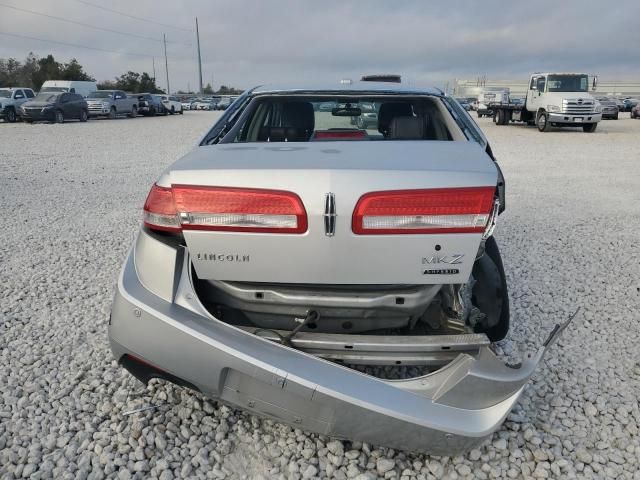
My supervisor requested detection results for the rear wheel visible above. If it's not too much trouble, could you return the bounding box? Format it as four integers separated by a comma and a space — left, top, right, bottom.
128, 106, 138, 118
6, 108, 16, 123
472, 236, 510, 342
80, 109, 88, 122
108, 107, 116, 119
536, 111, 550, 132
496, 109, 509, 125
583, 123, 597, 133
55, 110, 64, 124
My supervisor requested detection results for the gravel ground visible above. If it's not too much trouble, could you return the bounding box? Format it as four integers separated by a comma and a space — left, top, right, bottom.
2, 112, 640, 479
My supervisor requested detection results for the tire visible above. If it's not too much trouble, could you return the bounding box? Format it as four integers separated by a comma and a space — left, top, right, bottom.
178, 108, 183, 115
6, 108, 16, 123
496, 109, 508, 125
583, 123, 597, 133
150, 106, 156, 116
55, 110, 64, 124
169, 106, 175, 115
477, 111, 482, 118
536, 111, 550, 132
162, 107, 168, 116
472, 236, 510, 342
80, 110, 88, 122
128, 106, 137, 118
614, 113, 618, 120
108, 107, 116, 120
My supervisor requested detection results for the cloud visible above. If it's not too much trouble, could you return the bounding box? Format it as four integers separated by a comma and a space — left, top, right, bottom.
0, 0, 638, 91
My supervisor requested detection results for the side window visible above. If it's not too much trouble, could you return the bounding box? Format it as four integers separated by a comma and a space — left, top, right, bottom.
25, 89, 35, 98
536, 77, 546, 92
60, 93, 69, 103
14, 89, 24, 99
529, 77, 537, 90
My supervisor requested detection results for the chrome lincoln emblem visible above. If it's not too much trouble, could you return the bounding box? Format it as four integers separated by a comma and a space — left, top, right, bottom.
324, 193, 337, 236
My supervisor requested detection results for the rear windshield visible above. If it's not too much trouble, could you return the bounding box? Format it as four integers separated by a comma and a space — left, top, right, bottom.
230, 95, 457, 142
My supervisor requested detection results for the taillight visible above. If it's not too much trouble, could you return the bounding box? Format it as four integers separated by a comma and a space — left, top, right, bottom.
143, 184, 307, 234
352, 187, 495, 235
143, 184, 180, 232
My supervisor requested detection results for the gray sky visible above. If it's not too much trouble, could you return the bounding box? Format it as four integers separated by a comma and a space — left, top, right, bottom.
1, 0, 639, 92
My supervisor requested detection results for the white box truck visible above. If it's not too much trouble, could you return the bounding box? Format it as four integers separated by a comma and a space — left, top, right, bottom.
488, 73, 601, 132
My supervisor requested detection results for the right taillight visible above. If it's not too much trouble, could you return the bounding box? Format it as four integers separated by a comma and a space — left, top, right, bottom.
352, 187, 495, 235
142, 184, 307, 234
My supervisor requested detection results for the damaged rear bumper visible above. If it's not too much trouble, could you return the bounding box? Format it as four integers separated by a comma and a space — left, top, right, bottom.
108, 230, 572, 453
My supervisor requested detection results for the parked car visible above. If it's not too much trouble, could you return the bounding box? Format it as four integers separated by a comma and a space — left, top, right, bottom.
131, 94, 167, 116
614, 98, 626, 111
109, 81, 572, 454
19, 92, 88, 123
159, 95, 183, 115
85, 90, 138, 119
181, 100, 192, 111
0, 87, 35, 122
598, 100, 619, 120
631, 102, 640, 119
623, 98, 638, 112
454, 97, 471, 111
215, 97, 232, 110
191, 97, 219, 110
39, 80, 97, 98
354, 102, 378, 128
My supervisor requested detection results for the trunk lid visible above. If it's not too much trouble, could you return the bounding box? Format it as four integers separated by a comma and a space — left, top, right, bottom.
161, 141, 498, 285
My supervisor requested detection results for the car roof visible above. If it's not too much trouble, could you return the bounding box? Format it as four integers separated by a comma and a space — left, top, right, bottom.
250, 81, 443, 96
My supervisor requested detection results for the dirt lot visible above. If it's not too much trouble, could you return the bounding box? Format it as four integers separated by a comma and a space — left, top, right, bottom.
2, 112, 640, 479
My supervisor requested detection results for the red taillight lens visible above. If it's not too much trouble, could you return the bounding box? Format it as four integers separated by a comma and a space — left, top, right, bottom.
352, 187, 495, 235
143, 184, 307, 234
143, 184, 180, 232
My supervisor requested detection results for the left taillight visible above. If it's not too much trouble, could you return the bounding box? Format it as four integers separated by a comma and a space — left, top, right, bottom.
142, 184, 308, 234
143, 184, 181, 232
352, 186, 496, 235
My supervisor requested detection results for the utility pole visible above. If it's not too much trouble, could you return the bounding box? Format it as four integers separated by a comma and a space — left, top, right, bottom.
152, 57, 156, 82
163, 33, 170, 94
196, 17, 203, 94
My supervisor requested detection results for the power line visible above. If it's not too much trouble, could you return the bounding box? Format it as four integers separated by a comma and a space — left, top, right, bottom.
69, 0, 192, 32
0, 31, 158, 58
0, 3, 191, 46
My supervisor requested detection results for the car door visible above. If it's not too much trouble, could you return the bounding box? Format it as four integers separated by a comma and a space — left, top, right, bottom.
13, 89, 26, 107
114, 91, 126, 112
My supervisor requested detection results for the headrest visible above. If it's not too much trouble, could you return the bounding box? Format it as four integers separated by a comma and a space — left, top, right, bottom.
388, 116, 426, 140
378, 102, 413, 135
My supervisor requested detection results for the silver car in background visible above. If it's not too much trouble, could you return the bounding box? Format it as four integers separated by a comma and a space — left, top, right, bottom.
109, 82, 571, 453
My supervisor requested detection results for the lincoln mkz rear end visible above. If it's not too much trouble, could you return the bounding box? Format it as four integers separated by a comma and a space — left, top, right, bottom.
109, 83, 571, 453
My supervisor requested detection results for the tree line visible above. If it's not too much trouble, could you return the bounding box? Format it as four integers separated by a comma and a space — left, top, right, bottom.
1, 52, 242, 95
0, 53, 94, 90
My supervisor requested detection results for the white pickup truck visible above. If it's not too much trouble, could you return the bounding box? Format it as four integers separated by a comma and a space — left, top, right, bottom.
0, 87, 36, 122
85, 90, 138, 119
488, 73, 601, 132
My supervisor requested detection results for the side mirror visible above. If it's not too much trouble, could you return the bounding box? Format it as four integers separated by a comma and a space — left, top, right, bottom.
592, 76, 598, 91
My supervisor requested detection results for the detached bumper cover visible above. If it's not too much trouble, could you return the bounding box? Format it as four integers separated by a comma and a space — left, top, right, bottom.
109, 230, 572, 453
